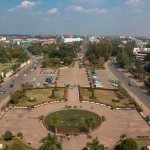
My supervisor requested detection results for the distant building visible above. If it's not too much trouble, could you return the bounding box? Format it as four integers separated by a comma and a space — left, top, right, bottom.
89, 36, 100, 43
61, 36, 82, 43
133, 47, 150, 60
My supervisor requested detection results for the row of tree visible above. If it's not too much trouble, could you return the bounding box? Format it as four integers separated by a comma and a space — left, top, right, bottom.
28, 42, 81, 67
39, 133, 139, 150
0, 45, 29, 64
85, 41, 112, 68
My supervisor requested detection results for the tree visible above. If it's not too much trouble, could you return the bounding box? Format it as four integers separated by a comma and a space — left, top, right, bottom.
54, 81, 58, 91
52, 113, 62, 134
39, 133, 62, 150
12, 63, 20, 73
21, 82, 29, 92
115, 138, 137, 150
50, 89, 56, 99
0, 74, 4, 83
86, 137, 104, 150
145, 53, 150, 61
99, 57, 105, 68
4, 131, 13, 141
85, 117, 95, 136
17, 132, 23, 139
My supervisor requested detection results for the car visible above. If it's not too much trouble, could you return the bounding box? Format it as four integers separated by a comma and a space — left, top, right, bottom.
95, 84, 103, 88
108, 79, 115, 83
0, 89, 6, 94
9, 84, 14, 88
36, 83, 40, 87
111, 83, 118, 87
31, 69, 33, 72
91, 70, 96, 74
29, 82, 34, 87
43, 82, 50, 87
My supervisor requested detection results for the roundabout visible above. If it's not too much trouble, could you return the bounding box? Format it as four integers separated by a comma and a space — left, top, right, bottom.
44, 109, 101, 134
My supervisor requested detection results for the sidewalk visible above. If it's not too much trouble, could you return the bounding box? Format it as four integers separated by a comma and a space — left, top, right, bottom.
105, 61, 150, 117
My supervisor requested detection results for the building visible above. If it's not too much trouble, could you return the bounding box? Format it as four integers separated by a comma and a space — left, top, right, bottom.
133, 48, 150, 60
60, 36, 82, 43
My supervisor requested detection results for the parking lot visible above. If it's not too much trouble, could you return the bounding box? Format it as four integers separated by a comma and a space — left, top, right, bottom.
96, 69, 118, 89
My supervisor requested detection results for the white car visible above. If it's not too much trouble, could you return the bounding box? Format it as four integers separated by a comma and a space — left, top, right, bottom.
31, 69, 33, 72
111, 83, 118, 87
95, 84, 103, 88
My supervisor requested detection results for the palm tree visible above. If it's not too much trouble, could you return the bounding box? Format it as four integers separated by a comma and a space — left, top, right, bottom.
86, 137, 104, 150
52, 114, 62, 134
39, 133, 62, 150
85, 117, 95, 136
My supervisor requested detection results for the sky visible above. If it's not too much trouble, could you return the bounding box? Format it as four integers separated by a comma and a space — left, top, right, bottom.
0, 0, 150, 36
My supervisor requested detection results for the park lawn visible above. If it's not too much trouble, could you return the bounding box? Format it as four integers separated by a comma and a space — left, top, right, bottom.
82, 88, 135, 108
11, 88, 65, 107
44, 109, 101, 134
0, 65, 12, 72
136, 139, 150, 150
0, 138, 35, 150
109, 139, 150, 150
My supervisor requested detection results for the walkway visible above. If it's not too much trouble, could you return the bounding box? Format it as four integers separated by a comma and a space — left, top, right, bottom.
0, 61, 149, 150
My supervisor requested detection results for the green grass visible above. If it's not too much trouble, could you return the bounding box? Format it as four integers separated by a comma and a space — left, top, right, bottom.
81, 88, 135, 108
10, 88, 65, 107
44, 109, 101, 134
0, 138, 35, 150
136, 139, 150, 150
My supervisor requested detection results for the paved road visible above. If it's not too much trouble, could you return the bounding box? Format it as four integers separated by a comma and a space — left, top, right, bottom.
80, 38, 89, 56
107, 61, 150, 111
0, 56, 43, 103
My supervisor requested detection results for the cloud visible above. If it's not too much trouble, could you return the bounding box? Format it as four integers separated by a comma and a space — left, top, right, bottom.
8, 1, 37, 12
66, 5, 107, 14
70, 0, 103, 4
126, 0, 144, 5
47, 8, 58, 15
134, 8, 142, 13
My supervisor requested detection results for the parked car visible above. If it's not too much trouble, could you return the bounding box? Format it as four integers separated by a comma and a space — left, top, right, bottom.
0, 89, 6, 94
43, 82, 50, 87
111, 83, 118, 87
108, 79, 115, 83
29, 82, 34, 87
9, 83, 14, 88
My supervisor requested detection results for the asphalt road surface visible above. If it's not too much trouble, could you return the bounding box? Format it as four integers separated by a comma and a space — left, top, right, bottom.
0, 56, 43, 103
107, 61, 150, 110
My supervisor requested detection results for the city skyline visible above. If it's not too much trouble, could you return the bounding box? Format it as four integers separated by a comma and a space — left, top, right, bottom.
0, 0, 150, 36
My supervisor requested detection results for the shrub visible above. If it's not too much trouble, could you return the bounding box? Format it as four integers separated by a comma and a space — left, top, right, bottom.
120, 133, 127, 139
115, 138, 137, 150
28, 98, 36, 102
112, 98, 120, 103
4, 131, 13, 141
145, 115, 150, 122
17, 132, 23, 139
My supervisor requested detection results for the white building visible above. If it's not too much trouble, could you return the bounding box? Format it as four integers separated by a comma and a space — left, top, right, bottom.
89, 36, 100, 43
61, 36, 82, 43
133, 47, 150, 60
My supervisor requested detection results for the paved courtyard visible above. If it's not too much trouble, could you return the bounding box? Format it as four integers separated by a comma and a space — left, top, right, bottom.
0, 61, 149, 150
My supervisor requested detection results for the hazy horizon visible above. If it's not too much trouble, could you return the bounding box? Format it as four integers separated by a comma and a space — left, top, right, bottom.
0, 0, 150, 36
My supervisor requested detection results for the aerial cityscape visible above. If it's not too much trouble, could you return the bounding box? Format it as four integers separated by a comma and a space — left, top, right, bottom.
0, 0, 150, 150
